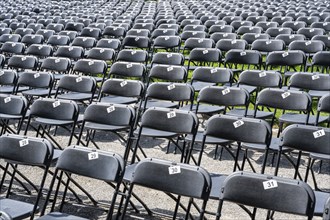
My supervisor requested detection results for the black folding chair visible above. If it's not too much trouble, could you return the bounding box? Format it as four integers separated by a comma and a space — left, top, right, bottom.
120, 158, 211, 220
131, 107, 199, 164
275, 124, 330, 218
77, 102, 136, 161
24, 98, 79, 149
39, 146, 125, 220
0, 94, 28, 135
0, 134, 53, 220
216, 171, 315, 220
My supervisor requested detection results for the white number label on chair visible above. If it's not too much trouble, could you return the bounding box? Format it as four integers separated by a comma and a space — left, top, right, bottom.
55, 58, 60, 63
263, 179, 278, 190
266, 40, 271, 45
311, 75, 320, 80
126, 63, 133, 68
203, 50, 208, 54
167, 111, 176, 118
0, 71, 4, 76
4, 97, 11, 103
131, 50, 136, 55
100, 49, 104, 53
88, 152, 99, 160
281, 92, 290, 99
88, 61, 94, 66
309, 28, 315, 32
34, 73, 40, 78
305, 41, 312, 46
313, 129, 325, 139
76, 76, 83, 83
167, 66, 173, 72
135, 37, 139, 41
120, 80, 127, 87
167, 53, 172, 58
282, 52, 289, 57
21, 56, 26, 61
222, 88, 230, 95
211, 68, 217, 74
198, 39, 203, 43
168, 165, 181, 175
259, 71, 267, 77
69, 47, 73, 51
231, 40, 237, 44
233, 120, 244, 128
167, 84, 176, 90
289, 35, 294, 39
107, 105, 115, 113
53, 100, 61, 108
240, 51, 246, 56
165, 36, 169, 41
19, 139, 29, 147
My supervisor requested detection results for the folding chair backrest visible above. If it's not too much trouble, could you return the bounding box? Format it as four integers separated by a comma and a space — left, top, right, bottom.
266, 50, 306, 68
198, 86, 249, 108
191, 67, 233, 85
116, 49, 148, 63
84, 102, 135, 127
100, 78, 144, 99
29, 98, 78, 121
8, 55, 38, 70
189, 48, 221, 62
149, 65, 187, 82
0, 70, 17, 88
56, 146, 124, 182
238, 70, 282, 88
257, 88, 312, 111
109, 61, 146, 79
225, 49, 262, 66
141, 107, 198, 134
73, 59, 107, 76
220, 171, 315, 218
280, 124, 330, 155
289, 72, 330, 91
0, 94, 27, 116
131, 158, 211, 200
204, 114, 272, 145
57, 75, 96, 93
0, 133, 53, 166
41, 57, 71, 72
145, 82, 194, 103
17, 71, 54, 89
151, 52, 184, 66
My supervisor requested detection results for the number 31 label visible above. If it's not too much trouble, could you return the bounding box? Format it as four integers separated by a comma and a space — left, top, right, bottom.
263, 179, 278, 190
168, 166, 181, 175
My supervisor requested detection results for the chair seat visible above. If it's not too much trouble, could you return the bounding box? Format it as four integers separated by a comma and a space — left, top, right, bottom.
135, 127, 179, 138
100, 96, 138, 104
241, 137, 283, 151
57, 92, 94, 101
37, 212, 88, 220
227, 109, 274, 119
238, 84, 256, 94
209, 173, 227, 199
0, 198, 38, 220
0, 86, 15, 93
84, 121, 128, 131
314, 191, 330, 216
0, 113, 23, 120
185, 131, 231, 144
145, 100, 179, 109
309, 90, 329, 98
279, 113, 328, 125
191, 81, 215, 92
22, 88, 55, 96
35, 117, 75, 126
309, 152, 330, 161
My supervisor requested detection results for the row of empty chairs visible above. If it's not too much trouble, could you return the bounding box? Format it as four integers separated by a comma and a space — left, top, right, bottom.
0, 0, 329, 219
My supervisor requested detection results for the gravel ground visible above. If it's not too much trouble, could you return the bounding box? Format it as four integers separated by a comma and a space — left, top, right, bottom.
1, 124, 329, 220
